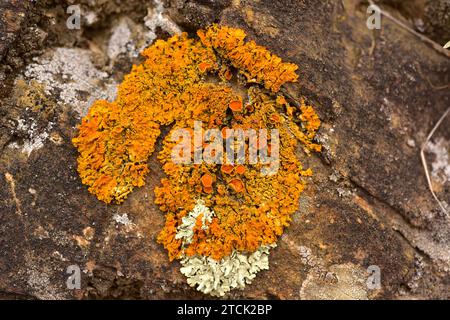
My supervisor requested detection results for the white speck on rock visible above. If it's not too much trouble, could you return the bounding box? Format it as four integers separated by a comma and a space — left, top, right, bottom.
143, 0, 182, 46
84, 11, 98, 26
9, 119, 53, 156
113, 213, 133, 226
426, 138, 450, 183
337, 187, 353, 198
107, 18, 134, 60
407, 138, 416, 148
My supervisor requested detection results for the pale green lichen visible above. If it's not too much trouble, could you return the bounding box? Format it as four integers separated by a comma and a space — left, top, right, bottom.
176, 200, 214, 245
176, 200, 275, 296
180, 244, 276, 297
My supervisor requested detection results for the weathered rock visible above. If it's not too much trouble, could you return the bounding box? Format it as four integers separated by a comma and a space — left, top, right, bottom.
424, 0, 450, 43
0, 0, 449, 300
375, 0, 450, 45
0, 0, 28, 60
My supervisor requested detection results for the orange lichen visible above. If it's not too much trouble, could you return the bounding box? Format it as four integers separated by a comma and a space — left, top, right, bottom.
73, 25, 321, 263
221, 164, 234, 175
198, 24, 298, 92
73, 32, 220, 203
300, 103, 321, 138
198, 62, 212, 72
235, 165, 246, 175
228, 178, 245, 193
229, 100, 243, 112
155, 85, 320, 260
269, 114, 281, 123
201, 174, 213, 188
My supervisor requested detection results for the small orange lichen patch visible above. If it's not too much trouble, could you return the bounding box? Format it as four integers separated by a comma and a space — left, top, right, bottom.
235, 165, 246, 175
276, 95, 287, 106
73, 25, 322, 264
269, 114, 281, 123
300, 103, 321, 138
221, 127, 230, 138
203, 186, 213, 194
224, 69, 233, 81
199, 62, 211, 72
229, 178, 245, 193
301, 168, 313, 177
201, 174, 213, 188
229, 100, 243, 112
217, 184, 227, 195
221, 164, 234, 175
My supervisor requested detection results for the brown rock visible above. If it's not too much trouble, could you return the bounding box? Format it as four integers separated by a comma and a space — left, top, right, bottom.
0, 0, 449, 300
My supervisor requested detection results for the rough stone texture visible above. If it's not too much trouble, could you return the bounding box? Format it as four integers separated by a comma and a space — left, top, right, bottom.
0, 0, 27, 60
0, 0, 449, 299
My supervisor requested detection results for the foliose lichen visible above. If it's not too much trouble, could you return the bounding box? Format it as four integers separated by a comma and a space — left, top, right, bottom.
72, 24, 321, 296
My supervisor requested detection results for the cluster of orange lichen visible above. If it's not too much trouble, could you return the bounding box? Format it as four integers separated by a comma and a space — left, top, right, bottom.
73, 25, 321, 262
155, 85, 320, 261
198, 25, 299, 92
73, 34, 218, 202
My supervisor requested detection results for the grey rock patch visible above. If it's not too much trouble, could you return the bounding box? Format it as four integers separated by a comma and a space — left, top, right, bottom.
300, 263, 369, 300
426, 138, 450, 183
22, 47, 117, 117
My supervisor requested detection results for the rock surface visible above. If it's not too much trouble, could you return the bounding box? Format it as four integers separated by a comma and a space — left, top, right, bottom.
0, 0, 449, 299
